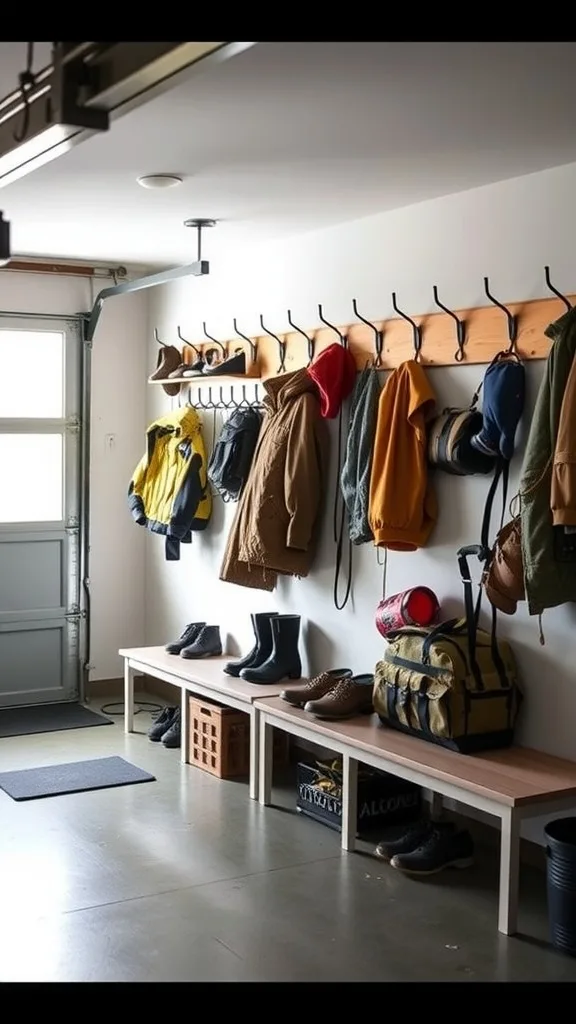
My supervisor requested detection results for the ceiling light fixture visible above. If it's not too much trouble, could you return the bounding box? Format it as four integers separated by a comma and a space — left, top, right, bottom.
137, 174, 183, 189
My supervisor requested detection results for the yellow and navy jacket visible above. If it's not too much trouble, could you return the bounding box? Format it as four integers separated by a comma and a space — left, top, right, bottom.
128, 407, 212, 560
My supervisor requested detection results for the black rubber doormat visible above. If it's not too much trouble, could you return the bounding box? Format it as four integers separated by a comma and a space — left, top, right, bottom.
0, 756, 156, 801
0, 702, 113, 739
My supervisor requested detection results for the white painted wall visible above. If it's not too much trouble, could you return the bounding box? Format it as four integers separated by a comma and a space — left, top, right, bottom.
0, 271, 147, 681
145, 160, 576, 842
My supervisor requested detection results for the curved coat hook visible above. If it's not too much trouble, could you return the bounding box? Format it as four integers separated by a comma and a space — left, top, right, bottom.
202, 322, 227, 356
232, 318, 258, 362
195, 386, 206, 410
483, 277, 517, 352
391, 292, 422, 361
432, 286, 466, 362
318, 304, 348, 348
544, 266, 572, 313
260, 314, 287, 373
154, 328, 165, 347
176, 326, 200, 357
287, 309, 315, 366
352, 298, 383, 368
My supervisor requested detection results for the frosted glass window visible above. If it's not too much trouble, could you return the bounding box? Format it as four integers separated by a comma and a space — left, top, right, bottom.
0, 434, 63, 522
0, 331, 64, 417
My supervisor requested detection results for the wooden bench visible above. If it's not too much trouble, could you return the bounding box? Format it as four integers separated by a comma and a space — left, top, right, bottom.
254, 695, 576, 936
119, 646, 306, 799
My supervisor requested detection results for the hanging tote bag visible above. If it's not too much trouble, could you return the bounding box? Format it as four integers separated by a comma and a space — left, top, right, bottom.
372, 545, 523, 754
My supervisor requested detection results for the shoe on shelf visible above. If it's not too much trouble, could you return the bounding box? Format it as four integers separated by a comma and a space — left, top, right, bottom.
390, 823, 475, 876
240, 614, 301, 684
375, 819, 433, 862
281, 668, 352, 707
203, 349, 246, 377
304, 674, 374, 720
180, 625, 222, 659
162, 708, 181, 748
148, 706, 178, 742
148, 344, 182, 396
165, 622, 206, 655
180, 358, 205, 377
224, 612, 278, 677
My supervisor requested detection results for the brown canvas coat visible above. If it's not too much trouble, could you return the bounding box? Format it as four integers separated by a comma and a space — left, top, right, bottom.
220, 369, 329, 591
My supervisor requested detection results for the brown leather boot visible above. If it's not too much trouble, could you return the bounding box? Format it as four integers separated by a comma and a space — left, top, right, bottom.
304, 674, 374, 720
149, 344, 182, 396
281, 668, 352, 707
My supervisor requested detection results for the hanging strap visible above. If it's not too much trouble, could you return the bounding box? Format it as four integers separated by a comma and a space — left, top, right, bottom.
333, 402, 353, 610
480, 457, 509, 551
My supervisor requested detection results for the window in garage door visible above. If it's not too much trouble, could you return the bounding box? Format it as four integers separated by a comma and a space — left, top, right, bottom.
0, 318, 83, 707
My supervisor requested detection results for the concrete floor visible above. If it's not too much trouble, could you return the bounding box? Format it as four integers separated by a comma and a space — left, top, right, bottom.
0, 696, 575, 983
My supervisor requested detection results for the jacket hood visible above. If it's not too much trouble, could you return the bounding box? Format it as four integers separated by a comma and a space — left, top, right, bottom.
263, 368, 319, 410
307, 343, 357, 418
146, 405, 200, 435
546, 306, 576, 343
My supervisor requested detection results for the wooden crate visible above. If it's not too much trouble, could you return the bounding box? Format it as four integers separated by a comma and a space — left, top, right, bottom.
186, 695, 288, 780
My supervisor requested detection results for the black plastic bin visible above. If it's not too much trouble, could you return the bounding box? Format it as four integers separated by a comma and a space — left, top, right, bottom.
545, 817, 576, 956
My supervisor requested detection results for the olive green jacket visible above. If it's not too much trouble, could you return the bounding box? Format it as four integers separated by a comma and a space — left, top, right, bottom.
520, 308, 576, 614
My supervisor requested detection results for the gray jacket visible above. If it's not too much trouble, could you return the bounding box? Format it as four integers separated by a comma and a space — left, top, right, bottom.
520, 307, 576, 615
340, 367, 381, 544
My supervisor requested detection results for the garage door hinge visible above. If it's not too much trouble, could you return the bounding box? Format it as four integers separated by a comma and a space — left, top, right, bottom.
66, 416, 81, 434
66, 604, 87, 622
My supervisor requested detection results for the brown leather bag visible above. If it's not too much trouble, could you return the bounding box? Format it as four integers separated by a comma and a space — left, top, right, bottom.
483, 517, 525, 615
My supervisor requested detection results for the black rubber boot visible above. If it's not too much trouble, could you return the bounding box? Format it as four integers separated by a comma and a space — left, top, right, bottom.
224, 612, 278, 677
240, 614, 302, 684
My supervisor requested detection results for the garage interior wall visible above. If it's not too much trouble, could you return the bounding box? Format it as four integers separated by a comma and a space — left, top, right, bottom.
0, 271, 148, 681
144, 158, 576, 842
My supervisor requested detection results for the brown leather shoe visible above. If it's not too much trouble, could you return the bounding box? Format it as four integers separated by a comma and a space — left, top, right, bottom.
281, 667, 352, 707
304, 674, 374, 720
149, 345, 182, 396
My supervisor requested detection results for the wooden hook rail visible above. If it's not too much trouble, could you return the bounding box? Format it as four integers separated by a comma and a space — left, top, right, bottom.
178, 292, 575, 380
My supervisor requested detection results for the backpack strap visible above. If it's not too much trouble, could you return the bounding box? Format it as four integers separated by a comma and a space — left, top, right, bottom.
457, 545, 489, 689
333, 403, 353, 610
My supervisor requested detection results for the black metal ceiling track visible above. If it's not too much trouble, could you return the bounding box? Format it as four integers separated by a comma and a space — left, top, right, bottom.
0, 41, 256, 187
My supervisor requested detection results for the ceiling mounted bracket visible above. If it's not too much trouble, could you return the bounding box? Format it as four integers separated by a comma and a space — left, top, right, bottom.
85, 218, 217, 343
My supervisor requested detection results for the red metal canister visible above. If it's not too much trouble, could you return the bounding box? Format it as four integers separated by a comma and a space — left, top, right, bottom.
375, 587, 439, 638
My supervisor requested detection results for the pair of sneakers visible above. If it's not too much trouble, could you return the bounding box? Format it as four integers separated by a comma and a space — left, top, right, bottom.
148, 706, 181, 748
375, 819, 474, 875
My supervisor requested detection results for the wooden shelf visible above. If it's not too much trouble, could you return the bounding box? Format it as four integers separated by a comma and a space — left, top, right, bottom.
149, 374, 261, 386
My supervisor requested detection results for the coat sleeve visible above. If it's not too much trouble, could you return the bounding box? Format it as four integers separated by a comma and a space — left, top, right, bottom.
127, 453, 149, 525
551, 354, 576, 526
284, 398, 324, 550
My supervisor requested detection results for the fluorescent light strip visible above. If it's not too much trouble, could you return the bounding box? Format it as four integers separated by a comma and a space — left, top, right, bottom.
0, 124, 82, 187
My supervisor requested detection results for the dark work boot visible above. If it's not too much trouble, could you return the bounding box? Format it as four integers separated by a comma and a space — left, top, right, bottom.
165, 622, 205, 655
162, 708, 181, 749
240, 614, 301, 684
148, 706, 178, 742
180, 625, 222, 658
224, 612, 278, 677
390, 824, 474, 875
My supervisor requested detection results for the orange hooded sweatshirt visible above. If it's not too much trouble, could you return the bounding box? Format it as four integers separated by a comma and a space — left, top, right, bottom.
368, 360, 437, 551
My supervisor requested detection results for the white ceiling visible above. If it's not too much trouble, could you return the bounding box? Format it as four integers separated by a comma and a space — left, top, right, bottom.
2, 41, 576, 267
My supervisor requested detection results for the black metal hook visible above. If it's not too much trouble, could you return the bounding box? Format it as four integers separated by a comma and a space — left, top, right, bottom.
545, 266, 572, 314
392, 292, 422, 361
195, 386, 206, 410
260, 314, 287, 373
432, 286, 466, 362
318, 304, 348, 348
202, 322, 227, 356
176, 326, 200, 357
153, 328, 165, 347
352, 298, 383, 368
232, 318, 258, 362
483, 277, 517, 353
287, 309, 315, 366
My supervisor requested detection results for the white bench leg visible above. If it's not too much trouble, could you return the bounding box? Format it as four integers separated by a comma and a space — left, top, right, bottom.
258, 720, 273, 806
341, 754, 358, 851
498, 808, 520, 935
249, 707, 260, 801
124, 661, 135, 733
180, 689, 188, 764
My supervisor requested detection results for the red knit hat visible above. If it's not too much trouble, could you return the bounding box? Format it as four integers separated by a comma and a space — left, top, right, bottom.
306, 343, 357, 418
